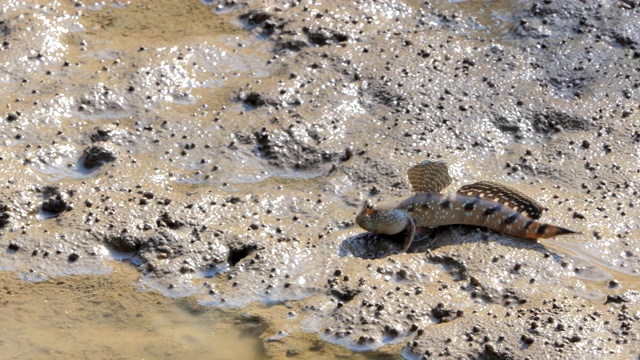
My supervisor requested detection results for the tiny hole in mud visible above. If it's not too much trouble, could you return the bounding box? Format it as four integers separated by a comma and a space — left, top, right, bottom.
227, 244, 257, 266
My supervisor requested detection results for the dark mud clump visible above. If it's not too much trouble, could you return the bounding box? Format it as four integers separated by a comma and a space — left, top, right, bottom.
81, 144, 117, 169
253, 127, 339, 170
41, 194, 70, 214
0, 203, 10, 228
39, 187, 72, 215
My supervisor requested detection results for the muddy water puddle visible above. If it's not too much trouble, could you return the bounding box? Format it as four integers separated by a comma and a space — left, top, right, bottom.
0, 261, 265, 360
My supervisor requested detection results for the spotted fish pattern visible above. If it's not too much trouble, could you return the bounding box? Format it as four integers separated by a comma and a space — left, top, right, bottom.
355, 160, 579, 251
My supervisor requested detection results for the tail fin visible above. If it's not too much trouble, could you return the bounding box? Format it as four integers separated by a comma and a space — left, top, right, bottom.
539, 224, 581, 238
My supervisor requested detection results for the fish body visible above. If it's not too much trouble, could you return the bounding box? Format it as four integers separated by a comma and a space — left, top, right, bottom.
399, 192, 576, 239
355, 160, 579, 251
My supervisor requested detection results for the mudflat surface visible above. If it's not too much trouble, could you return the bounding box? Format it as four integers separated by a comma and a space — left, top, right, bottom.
1, 0, 639, 359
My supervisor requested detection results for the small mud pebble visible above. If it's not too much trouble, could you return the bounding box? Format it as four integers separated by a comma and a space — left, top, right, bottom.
569, 335, 581, 343
397, 269, 408, 279
142, 191, 154, 199
68, 253, 80, 262
8, 241, 21, 251
484, 342, 497, 355
6, 112, 19, 121
357, 335, 375, 345
513, 263, 522, 271
521, 334, 534, 345
383, 325, 400, 337
431, 304, 454, 322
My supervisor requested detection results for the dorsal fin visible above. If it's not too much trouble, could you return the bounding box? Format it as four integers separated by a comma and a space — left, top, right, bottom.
407, 160, 452, 194
457, 181, 544, 219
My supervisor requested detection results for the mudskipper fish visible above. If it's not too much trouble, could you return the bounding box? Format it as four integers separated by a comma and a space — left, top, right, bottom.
356, 160, 579, 251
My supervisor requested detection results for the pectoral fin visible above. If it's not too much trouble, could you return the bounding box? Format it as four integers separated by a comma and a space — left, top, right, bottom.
402, 217, 416, 252
457, 181, 544, 219
407, 160, 452, 194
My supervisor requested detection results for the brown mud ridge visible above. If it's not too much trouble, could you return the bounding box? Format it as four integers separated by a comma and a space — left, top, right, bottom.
1, 0, 639, 358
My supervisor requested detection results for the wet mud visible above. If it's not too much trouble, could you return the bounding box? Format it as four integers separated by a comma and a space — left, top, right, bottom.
1, 0, 639, 358
1, 261, 267, 359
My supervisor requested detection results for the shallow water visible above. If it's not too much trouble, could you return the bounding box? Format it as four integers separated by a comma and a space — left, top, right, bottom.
0, 261, 266, 360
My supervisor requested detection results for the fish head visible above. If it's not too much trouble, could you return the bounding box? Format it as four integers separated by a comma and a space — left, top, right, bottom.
355, 200, 409, 235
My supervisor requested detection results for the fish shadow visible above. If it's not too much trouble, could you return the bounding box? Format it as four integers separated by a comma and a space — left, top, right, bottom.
339, 225, 561, 260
